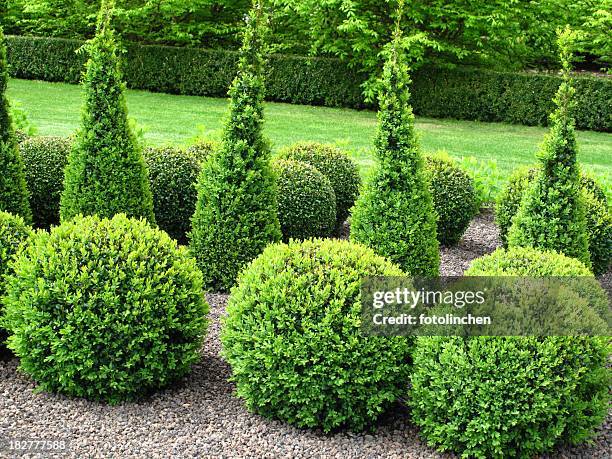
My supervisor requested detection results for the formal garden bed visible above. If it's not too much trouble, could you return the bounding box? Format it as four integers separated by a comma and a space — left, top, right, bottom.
0, 1, 610, 458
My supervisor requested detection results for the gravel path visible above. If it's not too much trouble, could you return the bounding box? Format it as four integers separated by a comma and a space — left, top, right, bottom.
1, 212, 610, 458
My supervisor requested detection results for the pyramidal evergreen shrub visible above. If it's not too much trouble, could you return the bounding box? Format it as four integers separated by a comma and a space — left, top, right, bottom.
0, 26, 31, 223
189, 1, 281, 292
350, 26, 439, 276
60, 0, 154, 224
507, 28, 590, 267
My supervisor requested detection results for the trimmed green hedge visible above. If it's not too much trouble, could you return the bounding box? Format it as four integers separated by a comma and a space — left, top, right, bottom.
6, 35, 611, 131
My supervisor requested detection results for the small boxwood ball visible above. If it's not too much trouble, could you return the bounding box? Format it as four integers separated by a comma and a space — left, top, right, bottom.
425, 155, 478, 246
19, 136, 72, 229
3, 214, 208, 403
409, 247, 610, 457
221, 239, 412, 432
0, 211, 32, 355
272, 159, 336, 241
496, 167, 609, 274
144, 146, 202, 244
278, 142, 361, 230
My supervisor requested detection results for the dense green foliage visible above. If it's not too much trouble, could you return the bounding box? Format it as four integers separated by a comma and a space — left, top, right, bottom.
19, 136, 71, 228
4, 1, 610, 91
3, 214, 208, 403
221, 238, 411, 432
6, 35, 612, 131
351, 31, 439, 276
185, 140, 219, 163
424, 154, 478, 246
278, 142, 361, 231
410, 335, 609, 458
272, 159, 336, 241
0, 211, 31, 355
496, 167, 610, 275
508, 30, 590, 267
189, 1, 281, 292
0, 27, 31, 223
144, 146, 200, 244
59, 3, 155, 223
409, 245, 610, 457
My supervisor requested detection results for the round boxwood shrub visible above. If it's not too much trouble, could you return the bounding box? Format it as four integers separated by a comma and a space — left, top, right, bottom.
278, 142, 361, 231
424, 154, 478, 246
144, 146, 201, 244
3, 214, 208, 403
0, 211, 31, 355
496, 167, 610, 274
19, 136, 72, 229
272, 159, 336, 241
409, 247, 610, 458
221, 238, 412, 432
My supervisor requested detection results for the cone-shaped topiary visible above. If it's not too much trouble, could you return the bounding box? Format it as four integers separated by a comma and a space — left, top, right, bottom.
189, 0, 281, 292
60, 0, 154, 224
507, 28, 590, 267
0, 27, 31, 223
350, 22, 439, 276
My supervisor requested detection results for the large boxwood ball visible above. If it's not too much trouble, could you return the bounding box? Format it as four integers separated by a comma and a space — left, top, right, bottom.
278, 142, 361, 230
272, 159, 336, 241
144, 146, 202, 244
0, 211, 32, 355
19, 136, 72, 229
3, 214, 209, 403
496, 167, 610, 274
425, 155, 478, 246
409, 247, 610, 458
221, 239, 412, 432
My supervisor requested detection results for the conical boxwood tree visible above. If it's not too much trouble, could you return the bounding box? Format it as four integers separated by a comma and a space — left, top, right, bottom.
60, 0, 154, 223
507, 28, 590, 267
350, 26, 439, 276
189, 0, 281, 291
0, 26, 31, 223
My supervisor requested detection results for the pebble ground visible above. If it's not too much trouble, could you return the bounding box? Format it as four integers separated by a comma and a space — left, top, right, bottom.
1, 212, 609, 458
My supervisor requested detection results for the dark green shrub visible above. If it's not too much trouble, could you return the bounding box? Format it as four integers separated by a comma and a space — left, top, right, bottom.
221, 238, 411, 432
60, 4, 155, 224
508, 31, 590, 267
350, 35, 439, 276
277, 142, 361, 230
424, 154, 478, 246
409, 246, 610, 457
19, 136, 72, 229
7, 35, 612, 131
0, 27, 31, 223
496, 167, 610, 274
272, 159, 336, 241
190, 2, 281, 292
410, 335, 609, 458
0, 211, 31, 355
3, 214, 208, 403
144, 146, 200, 244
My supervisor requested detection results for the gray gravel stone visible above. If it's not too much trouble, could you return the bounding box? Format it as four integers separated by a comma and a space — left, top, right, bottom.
0, 212, 609, 458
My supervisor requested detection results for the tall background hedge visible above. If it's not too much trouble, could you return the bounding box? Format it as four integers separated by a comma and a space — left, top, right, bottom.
6, 35, 611, 132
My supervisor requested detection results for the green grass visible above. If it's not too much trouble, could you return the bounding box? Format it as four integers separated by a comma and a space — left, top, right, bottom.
8, 78, 612, 180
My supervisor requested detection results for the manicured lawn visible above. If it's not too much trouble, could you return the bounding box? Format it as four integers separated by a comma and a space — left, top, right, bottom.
9, 78, 612, 179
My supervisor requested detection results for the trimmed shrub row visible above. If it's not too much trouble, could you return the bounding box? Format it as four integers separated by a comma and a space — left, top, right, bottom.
6, 35, 611, 131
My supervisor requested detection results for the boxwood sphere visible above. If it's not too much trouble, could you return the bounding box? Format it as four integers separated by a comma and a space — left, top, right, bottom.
221, 239, 412, 432
425, 155, 478, 246
19, 136, 72, 229
278, 142, 361, 230
409, 247, 610, 457
272, 159, 336, 241
496, 167, 609, 274
0, 211, 32, 355
144, 146, 201, 244
3, 214, 209, 403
